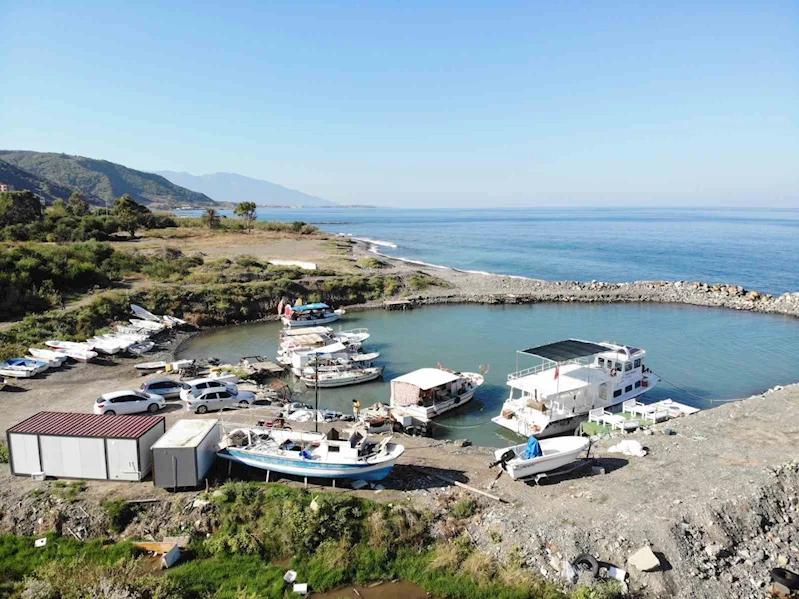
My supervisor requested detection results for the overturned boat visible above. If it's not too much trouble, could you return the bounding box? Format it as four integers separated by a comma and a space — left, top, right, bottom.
217, 427, 404, 481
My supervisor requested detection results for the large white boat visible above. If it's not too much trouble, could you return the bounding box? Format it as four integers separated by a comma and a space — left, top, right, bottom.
281, 303, 341, 328
389, 367, 485, 422
492, 339, 660, 438
217, 427, 404, 481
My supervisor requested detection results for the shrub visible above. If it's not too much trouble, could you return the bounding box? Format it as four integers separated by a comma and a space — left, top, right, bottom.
102, 499, 136, 533
0, 441, 8, 464
449, 497, 478, 519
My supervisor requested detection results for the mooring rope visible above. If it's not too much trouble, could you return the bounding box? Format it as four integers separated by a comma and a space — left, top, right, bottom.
651, 371, 740, 403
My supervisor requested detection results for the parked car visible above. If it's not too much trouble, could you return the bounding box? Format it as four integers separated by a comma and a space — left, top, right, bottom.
185, 388, 256, 414
94, 390, 166, 415
140, 377, 184, 399
179, 378, 238, 401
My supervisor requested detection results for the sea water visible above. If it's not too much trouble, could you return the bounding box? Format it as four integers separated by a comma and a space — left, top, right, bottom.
177, 303, 799, 447
182, 207, 799, 295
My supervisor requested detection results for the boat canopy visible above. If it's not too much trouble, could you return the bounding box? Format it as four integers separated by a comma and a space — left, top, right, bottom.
392, 368, 460, 390
284, 334, 327, 346
520, 339, 610, 363
290, 303, 330, 312
309, 341, 347, 354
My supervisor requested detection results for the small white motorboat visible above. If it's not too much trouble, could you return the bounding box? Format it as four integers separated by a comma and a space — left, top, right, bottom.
492, 436, 590, 480
45, 340, 98, 362
301, 366, 383, 388
135, 358, 194, 375
0, 358, 48, 378
130, 319, 166, 333
127, 341, 155, 356
281, 303, 341, 328
131, 304, 187, 327
29, 348, 69, 366
217, 427, 404, 481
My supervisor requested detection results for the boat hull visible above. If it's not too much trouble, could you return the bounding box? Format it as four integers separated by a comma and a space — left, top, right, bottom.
495, 437, 590, 480
301, 369, 383, 388
281, 314, 341, 328
218, 448, 398, 481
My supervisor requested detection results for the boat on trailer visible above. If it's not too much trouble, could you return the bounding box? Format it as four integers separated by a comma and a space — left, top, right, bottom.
492, 436, 590, 480
389, 367, 485, 423
492, 339, 660, 438
281, 303, 341, 328
217, 427, 404, 481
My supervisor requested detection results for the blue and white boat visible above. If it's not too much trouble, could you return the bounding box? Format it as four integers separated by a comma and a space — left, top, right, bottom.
217, 427, 404, 481
0, 358, 49, 378
281, 302, 342, 328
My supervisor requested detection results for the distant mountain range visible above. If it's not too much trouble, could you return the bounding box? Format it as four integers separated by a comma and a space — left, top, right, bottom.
155, 171, 336, 207
0, 151, 217, 209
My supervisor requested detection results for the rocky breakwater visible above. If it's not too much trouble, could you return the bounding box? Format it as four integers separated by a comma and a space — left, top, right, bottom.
413, 276, 799, 319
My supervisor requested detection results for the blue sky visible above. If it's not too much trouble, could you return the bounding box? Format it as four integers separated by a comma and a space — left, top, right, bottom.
1, 1, 797, 207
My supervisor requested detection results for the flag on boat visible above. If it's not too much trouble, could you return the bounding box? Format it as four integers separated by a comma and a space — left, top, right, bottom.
553, 364, 559, 380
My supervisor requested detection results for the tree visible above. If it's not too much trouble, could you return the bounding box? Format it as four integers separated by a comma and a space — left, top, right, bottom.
0, 190, 43, 227
67, 192, 90, 217
234, 201, 257, 233
202, 208, 221, 229
113, 194, 151, 238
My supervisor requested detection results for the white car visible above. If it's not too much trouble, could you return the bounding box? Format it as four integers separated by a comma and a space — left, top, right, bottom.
94, 390, 166, 415
139, 377, 184, 399
179, 378, 238, 401
185, 388, 256, 414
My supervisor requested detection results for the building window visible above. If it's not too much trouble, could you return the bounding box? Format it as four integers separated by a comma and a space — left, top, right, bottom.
634, 380, 641, 388
613, 389, 622, 398
634, 358, 641, 368
625, 385, 633, 393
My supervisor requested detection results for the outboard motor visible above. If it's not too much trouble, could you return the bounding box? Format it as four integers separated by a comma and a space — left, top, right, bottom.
488, 449, 516, 470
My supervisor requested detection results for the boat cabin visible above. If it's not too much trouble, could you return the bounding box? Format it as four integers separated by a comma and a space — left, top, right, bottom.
390, 368, 470, 420
506, 339, 653, 417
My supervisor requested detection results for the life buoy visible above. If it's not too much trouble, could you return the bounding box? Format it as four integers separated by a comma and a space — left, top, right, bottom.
531, 424, 541, 433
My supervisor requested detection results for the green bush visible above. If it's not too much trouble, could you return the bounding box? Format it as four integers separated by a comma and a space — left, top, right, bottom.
0, 441, 8, 464
449, 498, 478, 519
102, 499, 136, 533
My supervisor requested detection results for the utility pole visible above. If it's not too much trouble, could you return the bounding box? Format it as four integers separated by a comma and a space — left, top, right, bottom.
314, 356, 319, 433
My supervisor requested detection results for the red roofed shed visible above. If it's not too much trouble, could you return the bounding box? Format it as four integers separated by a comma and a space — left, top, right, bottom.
7, 411, 165, 481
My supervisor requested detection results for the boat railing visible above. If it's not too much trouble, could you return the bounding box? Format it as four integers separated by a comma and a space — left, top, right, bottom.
508, 363, 548, 380
341, 327, 368, 335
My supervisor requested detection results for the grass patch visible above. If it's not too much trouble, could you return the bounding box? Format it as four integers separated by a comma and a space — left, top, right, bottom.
449, 497, 478, 519
0, 440, 8, 464
102, 499, 136, 533
407, 272, 452, 291
356, 257, 388, 269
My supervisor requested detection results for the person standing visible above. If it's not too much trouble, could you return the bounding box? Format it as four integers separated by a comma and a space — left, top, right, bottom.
352, 399, 361, 419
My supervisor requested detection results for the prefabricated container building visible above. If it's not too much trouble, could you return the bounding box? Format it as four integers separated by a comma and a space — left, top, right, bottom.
6, 411, 165, 481
152, 419, 220, 489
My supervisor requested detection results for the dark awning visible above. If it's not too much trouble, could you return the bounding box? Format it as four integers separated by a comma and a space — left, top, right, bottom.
520, 339, 610, 362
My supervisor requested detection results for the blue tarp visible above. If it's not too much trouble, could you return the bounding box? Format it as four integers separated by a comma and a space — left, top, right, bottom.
523, 436, 543, 459
291, 303, 330, 311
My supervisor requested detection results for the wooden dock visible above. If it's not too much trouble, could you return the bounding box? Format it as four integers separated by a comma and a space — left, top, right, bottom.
240, 356, 285, 374
383, 299, 414, 311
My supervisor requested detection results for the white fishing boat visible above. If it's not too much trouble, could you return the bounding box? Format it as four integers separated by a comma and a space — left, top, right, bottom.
28, 348, 69, 366
129, 319, 166, 333
116, 324, 151, 336
217, 427, 404, 481
127, 341, 155, 356
86, 337, 125, 355
295, 352, 380, 378
0, 358, 48, 378
288, 343, 377, 375
492, 339, 661, 438
135, 358, 194, 375
301, 366, 384, 388
280, 302, 341, 328
389, 367, 485, 422
131, 304, 187, 327
45, 341, 98, 363
492, 437, 590, 480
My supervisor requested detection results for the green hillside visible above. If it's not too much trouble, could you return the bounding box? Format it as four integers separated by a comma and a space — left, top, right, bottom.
0, 150, 218, 209
0, 159, 101, 206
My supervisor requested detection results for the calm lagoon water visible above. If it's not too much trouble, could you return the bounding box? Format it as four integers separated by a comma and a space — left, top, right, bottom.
177, 303, 799, 447
181, 207, 799, 294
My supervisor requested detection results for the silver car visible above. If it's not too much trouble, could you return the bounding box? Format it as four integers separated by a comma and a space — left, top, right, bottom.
184, 388, 256, 414
139, 377, 184, 399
